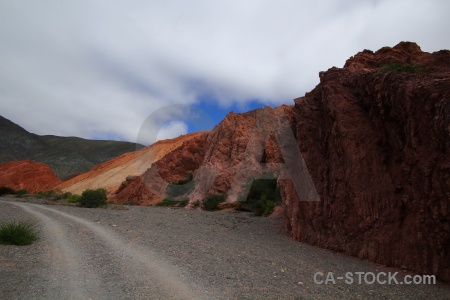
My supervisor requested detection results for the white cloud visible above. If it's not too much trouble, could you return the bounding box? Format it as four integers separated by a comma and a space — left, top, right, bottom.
156, 121, 188, 141
135, 104, 214, 145
0, 0, 448, 142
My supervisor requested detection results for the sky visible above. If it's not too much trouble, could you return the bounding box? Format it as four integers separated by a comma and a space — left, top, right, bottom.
0, 0, 448, 145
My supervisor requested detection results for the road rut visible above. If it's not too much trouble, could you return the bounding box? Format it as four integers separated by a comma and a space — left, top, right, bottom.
1, 201, 203, 299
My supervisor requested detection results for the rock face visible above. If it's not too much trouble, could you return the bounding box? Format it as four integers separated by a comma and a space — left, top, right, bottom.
282, 42, 450, 281
0, 160, 61, 193
194, 106, 294, 202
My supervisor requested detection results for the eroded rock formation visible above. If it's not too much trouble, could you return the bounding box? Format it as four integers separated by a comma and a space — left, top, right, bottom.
0, 160, 61, 193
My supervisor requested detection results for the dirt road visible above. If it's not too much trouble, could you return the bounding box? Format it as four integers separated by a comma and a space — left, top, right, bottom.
1, 198, 449, 299
1, 200, 202, 299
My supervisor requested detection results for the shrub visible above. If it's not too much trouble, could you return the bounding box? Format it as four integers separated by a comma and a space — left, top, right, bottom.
156, 198, 180, 206
156, 197, 189, 207
0, 187, 29, 197
0, 186, 16, 196
201, 194, 226, 211
36, 190, 64, 200
178, 198, 189, 207
263, 200, 276, 217
0, 220, 39, 246
63, 192, 74, 199
250, 195, 277, 217
79, 188, 107, 208
237, 177, 281, 217
36, 190, 51, 198
15, 190, 28, 196
67, 194, 81, 203
37, 190, 81, 202
380, 61, 426, 73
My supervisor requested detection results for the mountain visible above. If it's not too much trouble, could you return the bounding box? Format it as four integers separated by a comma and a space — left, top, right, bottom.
0, 115, 47, 160
0, 115, 143, 180
102, 42, 449, 281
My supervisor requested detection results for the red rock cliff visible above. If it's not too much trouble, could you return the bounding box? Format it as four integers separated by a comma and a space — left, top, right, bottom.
282, 42, 450, 281
0, 160, 61, 193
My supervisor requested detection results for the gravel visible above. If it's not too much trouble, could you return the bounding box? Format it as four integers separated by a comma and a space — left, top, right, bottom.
1, 197, 449, 299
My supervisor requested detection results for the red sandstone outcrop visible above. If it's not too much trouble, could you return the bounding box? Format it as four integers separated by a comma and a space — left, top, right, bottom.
0, 160, 61, 193
282, 41, 450, 281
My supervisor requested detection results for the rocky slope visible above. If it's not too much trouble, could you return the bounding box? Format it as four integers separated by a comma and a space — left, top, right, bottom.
57, 132, 204, 196
111, 42, 450, 282
0, 115, 142, 180
0, 160, 61, 193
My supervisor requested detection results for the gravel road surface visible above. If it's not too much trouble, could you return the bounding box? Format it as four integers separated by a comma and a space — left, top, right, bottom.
0, 198, 449, 299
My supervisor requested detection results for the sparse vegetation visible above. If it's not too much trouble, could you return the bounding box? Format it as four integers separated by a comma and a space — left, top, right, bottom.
36, 189, 79, 203
79, 188, 107, 208
156, 197, 189, 207
179, 198, 189, 207
0, 220, 39, 246
0, 187, 28, 197
67, 194, 81, 203
15, 190, 28, 197
201, 194, 226, 211
36, 189, 65, 200
380, 61, 426, 73
156, 198, 180, 206
63, 191, 74, 199
237, 177, 281, 217
0, 186, 16, 196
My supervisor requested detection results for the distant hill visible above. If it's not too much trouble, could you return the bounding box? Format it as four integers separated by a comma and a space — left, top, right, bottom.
0, 115, 143, 180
